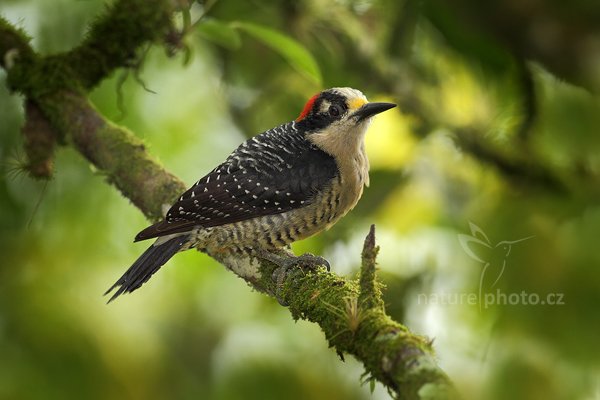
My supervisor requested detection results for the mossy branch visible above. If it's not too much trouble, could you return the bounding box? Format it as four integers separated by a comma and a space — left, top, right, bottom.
359, 224, 384, 310
0, 16, 35, 69
51, 90, 187, 221
63, 0, 175, 90
260, 225, 458, 399
0, 4, 458, 398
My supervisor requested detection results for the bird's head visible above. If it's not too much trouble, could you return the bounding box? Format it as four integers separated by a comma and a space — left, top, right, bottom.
296, 87, 396, 132
296, 87, 396, 163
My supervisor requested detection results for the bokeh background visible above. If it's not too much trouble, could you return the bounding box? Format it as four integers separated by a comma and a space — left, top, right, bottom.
1, 1, 600, 399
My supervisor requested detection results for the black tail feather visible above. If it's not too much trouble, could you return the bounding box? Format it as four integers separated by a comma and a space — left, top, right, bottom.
105, 235, 189, 303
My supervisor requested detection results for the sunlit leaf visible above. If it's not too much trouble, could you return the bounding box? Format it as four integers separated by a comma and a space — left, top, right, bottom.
232, 21, 322, 85
196, 18, 241, 50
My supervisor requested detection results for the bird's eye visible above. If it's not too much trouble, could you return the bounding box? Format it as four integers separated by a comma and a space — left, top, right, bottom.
328, 104, 342, 117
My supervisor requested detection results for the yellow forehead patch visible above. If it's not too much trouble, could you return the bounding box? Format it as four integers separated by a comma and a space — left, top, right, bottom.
349, 98, 367, 110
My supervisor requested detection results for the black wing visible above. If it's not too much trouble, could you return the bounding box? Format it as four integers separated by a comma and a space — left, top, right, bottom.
135, 122, 338, 241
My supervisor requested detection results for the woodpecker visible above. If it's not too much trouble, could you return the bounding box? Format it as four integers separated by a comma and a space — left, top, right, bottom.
106, 87, 396, 302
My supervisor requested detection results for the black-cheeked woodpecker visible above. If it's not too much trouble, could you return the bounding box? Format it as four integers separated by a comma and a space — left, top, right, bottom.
106, 87, 396, 302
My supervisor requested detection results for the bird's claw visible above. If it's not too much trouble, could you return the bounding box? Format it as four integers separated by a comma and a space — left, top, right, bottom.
257, 251, 330, 306
275, 253, 330, 271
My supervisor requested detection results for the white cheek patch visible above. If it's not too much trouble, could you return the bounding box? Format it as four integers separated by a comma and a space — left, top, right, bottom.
319, 100, 331, 113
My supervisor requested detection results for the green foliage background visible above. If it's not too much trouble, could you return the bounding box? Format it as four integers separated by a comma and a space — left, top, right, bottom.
1, 1, 599, 399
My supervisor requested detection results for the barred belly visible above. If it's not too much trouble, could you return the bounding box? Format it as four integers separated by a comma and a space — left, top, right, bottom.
190, 173, 364, 282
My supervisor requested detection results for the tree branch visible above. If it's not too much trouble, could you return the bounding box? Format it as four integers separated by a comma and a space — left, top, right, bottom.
0, 4, 458, 398
52, 90, 187, 221
21, 99, 57, 179
63, 0, 175, 90
359, 224, 384, 310
0, 16, 35, 69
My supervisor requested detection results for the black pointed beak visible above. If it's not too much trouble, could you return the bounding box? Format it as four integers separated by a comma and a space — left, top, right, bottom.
353, 102, 396, 122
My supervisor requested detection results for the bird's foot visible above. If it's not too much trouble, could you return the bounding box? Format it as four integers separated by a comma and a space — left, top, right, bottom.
257, 250, 330, 306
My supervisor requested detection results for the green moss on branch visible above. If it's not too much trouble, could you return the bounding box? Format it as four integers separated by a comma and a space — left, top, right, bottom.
39, 90, 186, 221
64, 0, 175, 89
255, 227, 458, 399
359, 224, 384, 310
0, 16, 35, 69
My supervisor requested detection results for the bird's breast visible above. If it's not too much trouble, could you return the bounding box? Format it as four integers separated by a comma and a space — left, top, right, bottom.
332, 144, 370, 215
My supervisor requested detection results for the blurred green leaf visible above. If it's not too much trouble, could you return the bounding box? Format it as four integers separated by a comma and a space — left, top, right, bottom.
232, 21, 322, 85
196, 18, 241, 50
181, 7, 192, 32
